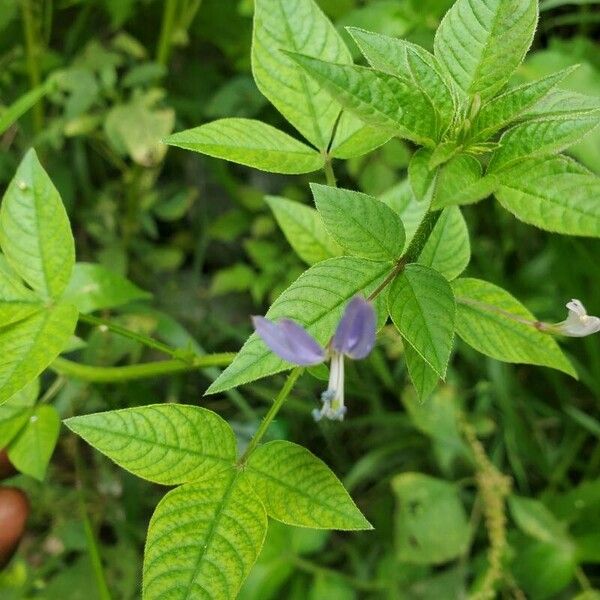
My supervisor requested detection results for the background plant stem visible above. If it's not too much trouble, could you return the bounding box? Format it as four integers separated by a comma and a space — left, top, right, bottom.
20, 0, 44, 133
79, 313, 188, 359
51, 354, 234, 382
156, 0, 179, 66
72, 438, 112, 600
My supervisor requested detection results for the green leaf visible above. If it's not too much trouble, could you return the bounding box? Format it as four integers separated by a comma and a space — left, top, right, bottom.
104, 95, 174, 167
144, 471, 267, 600
452, 278, 576, 376
379, 180, 428, 249
428, 141, 460, 169
0, 256, 43, 326
404, 344, 439, 403
521, 88, 600, 120
0, 81, 51, 137
252, 0, 351, 149
329, 111, 394, 159
418, 207, 470, 280
401, 386, 467, 468
512, 540, 576, 599
239, 522, 327, 600
0, 379, 38, 448
211, 263, 256, 296
434, 0, 538, 101
0, 303, 78, 406
8, 404, 60, 481
246, 440, 372, 530
388, 264, 456, 377
0, 149, 75, 300
62, 262, 151, 314
208, 257, 390, 394
311, 184, 405, 261
266, 196, 343, 266
408, 148, 438, 204
509, 496, 569, 544
348, 27, 455, 138
64, 404, 236, 485
576, 535, 600, 564
470, 67, 577, 141
286, 53, 438, 146
165, 119, 323, 174
432, 154, 496, 209
572, 593, 600, 600
487, 114, 600, 172
496, 155, 600, 237
392, 472, 470, 564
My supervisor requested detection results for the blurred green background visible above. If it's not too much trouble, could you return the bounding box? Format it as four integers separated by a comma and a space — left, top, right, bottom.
0, 0, 599, 598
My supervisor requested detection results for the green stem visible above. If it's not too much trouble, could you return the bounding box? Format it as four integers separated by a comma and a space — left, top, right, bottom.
238, 368, 303, 465
39, 376, 66, 403
367, 259, 405, 302
79, 313, 183, 358
73, 439, 112, 600
51, 354, 234, 382
20, 0, 44, 133
367, 210, 443, 302
156, 0, 179, 66
403, 209, 442, 262
323, 158, 337, 187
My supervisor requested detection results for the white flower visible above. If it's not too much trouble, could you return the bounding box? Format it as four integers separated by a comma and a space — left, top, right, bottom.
556, 299, 600, 337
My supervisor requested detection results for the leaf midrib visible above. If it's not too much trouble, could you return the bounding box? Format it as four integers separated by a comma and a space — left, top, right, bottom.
183, 472, 240, 597
70, 421, 233, 466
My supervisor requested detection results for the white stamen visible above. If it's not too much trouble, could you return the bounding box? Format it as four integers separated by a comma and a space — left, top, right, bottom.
313, 352, 346, 421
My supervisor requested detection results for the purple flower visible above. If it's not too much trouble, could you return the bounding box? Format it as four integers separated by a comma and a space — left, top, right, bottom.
252, 296, 376, 421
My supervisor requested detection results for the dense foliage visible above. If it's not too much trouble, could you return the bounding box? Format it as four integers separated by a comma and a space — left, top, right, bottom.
0, 0, 599, 598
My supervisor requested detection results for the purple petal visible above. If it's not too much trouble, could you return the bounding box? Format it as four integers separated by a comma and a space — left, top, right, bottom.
252, 316, 326, 365
332, 296, 376, 359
